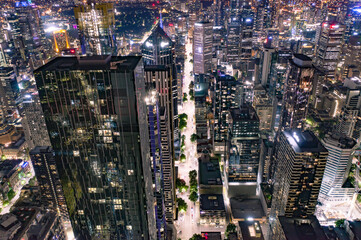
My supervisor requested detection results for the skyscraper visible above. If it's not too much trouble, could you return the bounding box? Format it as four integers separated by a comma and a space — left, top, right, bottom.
214, 75, 241, 146
21, 93, 51, 150
0, 67, 17, 119
34, 56, 156, 239
74, 2, 116, 55
282, 54, 314, 130
14, 0, 49, 69
193, 21, 213, 74
29, 146, 68, 219
228, 106, 261, 196
144, 66, 176, 224
315, 21, 345, 79
226, 18, 241, 66
271, 130, 327, 219
319, 134, 357, 202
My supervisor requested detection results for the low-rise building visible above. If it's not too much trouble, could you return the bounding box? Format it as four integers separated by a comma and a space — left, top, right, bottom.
199, 155, 222, 194
199, 194, 226, 226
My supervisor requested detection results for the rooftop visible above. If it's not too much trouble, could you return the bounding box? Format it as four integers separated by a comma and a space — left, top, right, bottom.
278, 216, 327, 240
239, 221, 264, 240
283, 130, 327, 153
199, 157, 222, 186
200, 194, 225, 211
348, 221, 361, 239
230, 198, 265, 219
35, 56, 142, 72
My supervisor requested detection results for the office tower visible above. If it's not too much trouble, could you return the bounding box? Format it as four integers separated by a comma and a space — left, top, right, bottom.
260, 47, 276, 87
228, 106, 261, 196
336, 78, 361, 138
15, 0, 49, 69
319, 134, 357, 202
0, 67, 17, 119
74, 2, 116, 55
142, 24, 174, 66
34, 56, 156, 239
53, 30, 70, 54
193, 21, 213, 74
271, 130, 327, 220
144, 66, 176, 224
281, 54, 314, 130
214, 75, 241, 146
239, 6, 254, 62
194, 74, 211, 152
253, 85, 274, 131
21, 93, 51, 150
141, 25, 178, 122
29, 146, 68, 219
226, 17, 241, 66
254, 0, 272, 40
315, 21, 345, 79
145, 95, 167, 239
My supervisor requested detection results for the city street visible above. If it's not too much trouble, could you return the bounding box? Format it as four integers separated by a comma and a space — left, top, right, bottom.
175, 36, 200, 239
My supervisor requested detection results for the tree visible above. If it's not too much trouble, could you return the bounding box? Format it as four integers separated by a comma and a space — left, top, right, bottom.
191, 133, 198, 143
189, 89, 194, 100
335, 219, 345, 228
7, 189, 15, 201
176, 178, 188, 192
177, 198, 188, 212
189, 59, 193, 63
189, 170, 197, 180
189, 191, 198, 202
179, 118, 187, 130
183, 93, 188, 102
226, 223, 237, 233
179, 113, 188, 120
180, 154, 186, 162
189, 234, 202, 240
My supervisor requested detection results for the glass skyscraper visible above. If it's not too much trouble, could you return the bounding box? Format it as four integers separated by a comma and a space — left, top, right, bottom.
34, 56, 156, 239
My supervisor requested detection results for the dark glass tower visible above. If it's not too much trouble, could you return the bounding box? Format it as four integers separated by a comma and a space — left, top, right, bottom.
34, 56, 156, 239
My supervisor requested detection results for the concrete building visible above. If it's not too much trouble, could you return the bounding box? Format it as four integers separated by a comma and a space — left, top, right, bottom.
319, 134, 357, 202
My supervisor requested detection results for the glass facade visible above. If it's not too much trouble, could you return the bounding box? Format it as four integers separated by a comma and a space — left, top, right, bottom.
34, 56, 155, 240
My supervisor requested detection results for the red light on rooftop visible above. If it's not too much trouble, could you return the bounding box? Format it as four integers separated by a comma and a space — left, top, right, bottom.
169, 23, 174, 27
70, 49, 75, 53
152, 3, 155, 7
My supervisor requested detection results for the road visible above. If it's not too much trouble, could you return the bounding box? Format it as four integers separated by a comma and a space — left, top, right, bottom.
175, 36, 200, 240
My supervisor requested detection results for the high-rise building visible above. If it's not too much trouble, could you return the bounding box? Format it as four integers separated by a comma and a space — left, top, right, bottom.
34, 56, 156, 239
142, 24, 174, 66
29, 146, 68, 219
239, 6, 254, 62
0, 67, 17, 119
74, 3, 116, 55
141, 25, 178, 141
335, 78, 361, 138
14, 0, 49, 69
193, 21, 213, 74
21, 93, 51, 150
144, 66, 176, 224
281, 54, 314, 130
271, 130, 328, 219
316, 21, 345, 79
194, 74, 211, 152
228, 106, 261, 196
53, 30, 70, 54
253, 85, 274, 131
319, 134, 357, 202
226, 18, 241, 66
214, 75, 241, 146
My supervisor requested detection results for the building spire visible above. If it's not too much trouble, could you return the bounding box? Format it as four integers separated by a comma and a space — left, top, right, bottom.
160, 9, 163, 29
